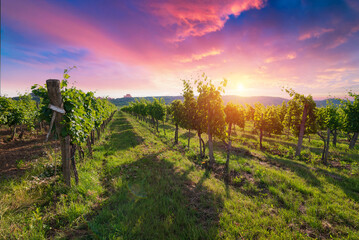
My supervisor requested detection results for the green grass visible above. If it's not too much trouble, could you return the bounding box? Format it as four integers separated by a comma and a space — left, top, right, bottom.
0, 112, 358, 239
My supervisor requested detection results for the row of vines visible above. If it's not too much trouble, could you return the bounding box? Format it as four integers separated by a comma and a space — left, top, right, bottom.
122, 74, 359, 182
0, 94, 39, 140
0, 69, 117, 186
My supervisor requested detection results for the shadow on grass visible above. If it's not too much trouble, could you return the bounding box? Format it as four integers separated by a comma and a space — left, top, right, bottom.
212, 140, 252, 157
101, 116, 144, 152
263, 154, 323, 189
210, 139, 324, 202
86, 153, 224, 240
215, 134, 359, 207
315, 168, 359, 203
262, 153, 359, 203
160, 123, 175, 131
179, 131, 196, 140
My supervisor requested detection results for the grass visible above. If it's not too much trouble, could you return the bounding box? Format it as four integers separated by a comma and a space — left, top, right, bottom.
0, 111, 358, 239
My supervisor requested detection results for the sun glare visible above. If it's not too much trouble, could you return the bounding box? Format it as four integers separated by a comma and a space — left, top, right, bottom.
237, 83, 244, 93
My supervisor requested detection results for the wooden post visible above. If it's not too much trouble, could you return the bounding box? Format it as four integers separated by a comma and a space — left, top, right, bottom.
46, 79, 71, 186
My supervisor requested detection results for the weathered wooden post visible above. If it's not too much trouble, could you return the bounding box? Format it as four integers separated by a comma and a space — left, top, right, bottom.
46, 79, 71, 186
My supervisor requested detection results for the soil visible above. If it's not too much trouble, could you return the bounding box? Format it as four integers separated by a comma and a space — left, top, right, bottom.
0, 127, 59, 179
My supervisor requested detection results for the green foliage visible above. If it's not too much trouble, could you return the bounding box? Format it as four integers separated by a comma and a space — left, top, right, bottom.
169, 100, 184, 125
224, 102, 245, 129
278, 101, 287, 122
283, 88, 317, 136
341, 91, 359, 133
148, 98, 166, 123
245, 104, 255, 121
31, 68, 116, 145
253, 103, 283, 135
196, 74, 227, 140
0, 94, 38, 134
316, 102, 341, 131
121, 97, 166, 132
181, 80, 197, 131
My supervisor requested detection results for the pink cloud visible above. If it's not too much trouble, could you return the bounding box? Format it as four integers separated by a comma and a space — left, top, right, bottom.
176, 48, 223, 63
141, 0, 266, 41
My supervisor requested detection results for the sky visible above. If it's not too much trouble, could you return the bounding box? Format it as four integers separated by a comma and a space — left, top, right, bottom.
1, 0, 359, 99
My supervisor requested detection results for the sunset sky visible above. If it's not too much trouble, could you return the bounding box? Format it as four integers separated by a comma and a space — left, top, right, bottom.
1, 0, 359, 99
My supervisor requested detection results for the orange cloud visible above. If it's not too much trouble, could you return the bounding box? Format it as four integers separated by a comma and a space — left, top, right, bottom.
178, 48, 223, 63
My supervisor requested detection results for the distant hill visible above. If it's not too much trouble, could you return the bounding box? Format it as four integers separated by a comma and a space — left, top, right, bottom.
109, 95, 346, 108
314, 98, 343, 107
12, 93, 41, 102
109, 96, 183, 107
9, 94, 346, 108
222, 95, 288, 106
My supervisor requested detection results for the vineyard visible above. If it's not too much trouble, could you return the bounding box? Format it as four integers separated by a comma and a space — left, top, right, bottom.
0, 74, 359, 239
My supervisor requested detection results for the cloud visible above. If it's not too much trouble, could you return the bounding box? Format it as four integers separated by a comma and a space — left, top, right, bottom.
2, 0, 359, 98
177, 48, 223, 63
299, 28, 334, 41
141, 0, 266, 41
265, 52, 297, 63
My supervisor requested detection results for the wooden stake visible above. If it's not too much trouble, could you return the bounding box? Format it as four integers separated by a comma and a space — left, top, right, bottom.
46, 79, 71, 186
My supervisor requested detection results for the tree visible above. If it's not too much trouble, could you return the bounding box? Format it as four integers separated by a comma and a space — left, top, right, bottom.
253, 104, 283, 149
17, 94, 38, 139
265, 105, 284, 136
253, 103, 266, 149
245, 104, 255, 121
316, 103, 340, 164
196, 73, 227, 168
341, 92, 359, 149
146, 98, 166, 132
193, 101, 207, 158
0, 94, 37, 140
224, 102, 245, 183
331, 107, 344, 146
169, 100, 184, 144
182, 80, 197, 148
278, 101, 287, 122
284, 89, 316, 157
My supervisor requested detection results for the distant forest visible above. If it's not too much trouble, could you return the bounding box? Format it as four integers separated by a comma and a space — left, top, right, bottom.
109, 95, 343, 108
20, 93, 343, 108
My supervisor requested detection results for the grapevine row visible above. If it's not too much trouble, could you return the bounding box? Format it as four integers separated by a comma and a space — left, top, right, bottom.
122, 74, 358, 182
31, 78, 116, 185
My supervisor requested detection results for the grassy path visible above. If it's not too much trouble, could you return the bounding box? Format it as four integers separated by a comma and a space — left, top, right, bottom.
86, 112, 224, 239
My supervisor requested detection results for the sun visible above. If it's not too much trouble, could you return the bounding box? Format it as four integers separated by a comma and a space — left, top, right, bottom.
237, 83, 245, 93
